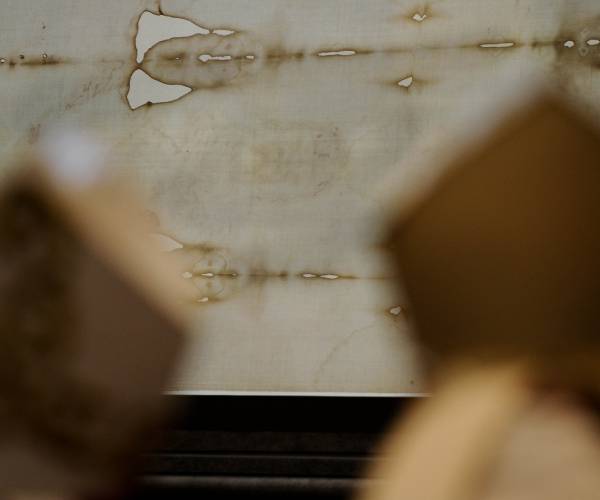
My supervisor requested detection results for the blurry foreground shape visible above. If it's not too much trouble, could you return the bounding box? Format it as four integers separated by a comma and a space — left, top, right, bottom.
362, 88, 600, 500
0, 142, 191, 497
387, 88, 600, 388
361, 363, 600, 500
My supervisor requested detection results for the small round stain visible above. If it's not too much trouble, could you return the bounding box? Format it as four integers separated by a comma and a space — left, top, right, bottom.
0, 58, 5, 64
19, 54, 24, 60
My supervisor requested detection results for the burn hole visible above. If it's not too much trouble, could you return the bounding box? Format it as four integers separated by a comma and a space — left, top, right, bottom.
397, 76, 413, 88
198, 54, 232, 62
389, 306, 403, 316
212, 29, 235, 36
479, 42, 515, 48
135, 10, 210, 64
317, 50, 356, 57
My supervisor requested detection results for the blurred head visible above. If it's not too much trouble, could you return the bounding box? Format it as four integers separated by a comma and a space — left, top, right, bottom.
386, 94, 600, 391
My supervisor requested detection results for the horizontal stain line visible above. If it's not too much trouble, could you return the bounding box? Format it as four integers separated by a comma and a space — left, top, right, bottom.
6, 39, 577, 70
137, 40, 556, 65
182, 272, 394, 281
0, 58, 127, 67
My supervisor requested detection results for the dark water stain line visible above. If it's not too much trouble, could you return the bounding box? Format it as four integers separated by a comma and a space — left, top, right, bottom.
265, 50, 305, 62
181, 269, 391, 282
5, 36, 598, 73
138, 37, 600, 69
154, 52, 256, 63
0, 54, 68, 67
247, 271, 289, 279
155, 237, 388, 282
0, 55, 136, 68
299, 272, 355, 280
183, 272, 396, 308
531, 40, 566, 49
186, 271, 239, 278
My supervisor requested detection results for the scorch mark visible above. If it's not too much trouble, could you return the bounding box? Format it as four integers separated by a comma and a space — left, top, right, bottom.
120, 8, 600, 110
